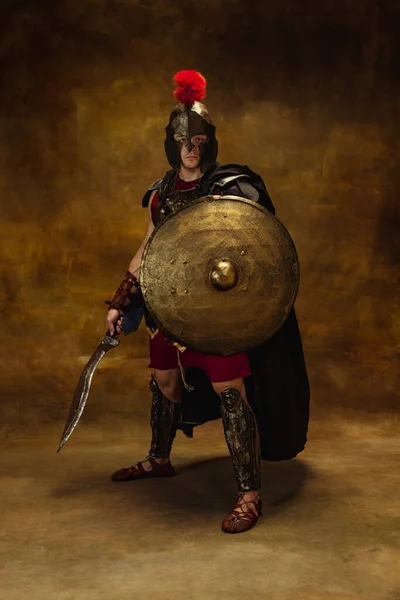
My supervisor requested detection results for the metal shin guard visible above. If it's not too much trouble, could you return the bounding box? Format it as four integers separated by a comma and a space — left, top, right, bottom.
220, 388, 261, 492
149, 375, 181, 459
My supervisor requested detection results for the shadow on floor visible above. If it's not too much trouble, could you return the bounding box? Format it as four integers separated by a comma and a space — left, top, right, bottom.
51, 455, 312, 519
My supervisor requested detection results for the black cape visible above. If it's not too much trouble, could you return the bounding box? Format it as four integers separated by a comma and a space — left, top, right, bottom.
142, 163, 310, 461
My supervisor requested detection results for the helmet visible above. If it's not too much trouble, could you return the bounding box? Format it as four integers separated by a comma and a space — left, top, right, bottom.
164, 70, 218, 173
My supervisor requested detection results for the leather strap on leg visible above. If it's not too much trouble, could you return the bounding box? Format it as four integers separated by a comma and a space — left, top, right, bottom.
220, 387, 261, 492
149, 375, 181, 459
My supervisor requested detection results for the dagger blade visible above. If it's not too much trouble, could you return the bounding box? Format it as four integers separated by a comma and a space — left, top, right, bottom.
57, 333, 120, 452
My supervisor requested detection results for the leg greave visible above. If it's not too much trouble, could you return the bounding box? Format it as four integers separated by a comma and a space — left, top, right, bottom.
220, 387, 261, 492
149, 375, 181, 459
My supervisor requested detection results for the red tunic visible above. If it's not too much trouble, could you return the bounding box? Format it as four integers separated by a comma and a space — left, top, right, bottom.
148, 174, 251, 382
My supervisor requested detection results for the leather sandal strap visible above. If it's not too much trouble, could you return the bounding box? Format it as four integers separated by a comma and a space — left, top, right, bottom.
228, 511, 256, 524
128, 462, 145, 475
148, 456, 169, 468
234, 497, 260, 515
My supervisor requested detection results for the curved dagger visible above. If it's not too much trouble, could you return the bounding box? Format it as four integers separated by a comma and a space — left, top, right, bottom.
57, 332, 120, 452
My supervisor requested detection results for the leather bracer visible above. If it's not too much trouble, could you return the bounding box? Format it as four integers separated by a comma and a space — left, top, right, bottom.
220, 388, 261, 492
106, 270, 143, 314
149, 375, 181, 459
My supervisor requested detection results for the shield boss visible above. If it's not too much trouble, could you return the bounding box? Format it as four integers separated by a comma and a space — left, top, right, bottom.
141, 195, 299, 356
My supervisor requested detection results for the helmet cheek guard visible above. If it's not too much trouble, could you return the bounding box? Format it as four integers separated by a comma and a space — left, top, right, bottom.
164, 123, 182, 171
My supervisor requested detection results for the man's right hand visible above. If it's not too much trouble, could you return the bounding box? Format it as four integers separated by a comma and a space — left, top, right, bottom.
106, 308, 122, 337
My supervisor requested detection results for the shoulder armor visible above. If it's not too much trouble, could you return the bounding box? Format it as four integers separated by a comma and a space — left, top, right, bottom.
208, 163, 275, 215
141, 177, 163, 208
214, 173, 251, 188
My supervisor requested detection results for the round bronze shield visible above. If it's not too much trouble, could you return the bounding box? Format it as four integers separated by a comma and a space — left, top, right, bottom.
141, 195, 299, 356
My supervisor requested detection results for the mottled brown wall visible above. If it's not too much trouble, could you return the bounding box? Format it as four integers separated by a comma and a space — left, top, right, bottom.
0, 0, 399, 424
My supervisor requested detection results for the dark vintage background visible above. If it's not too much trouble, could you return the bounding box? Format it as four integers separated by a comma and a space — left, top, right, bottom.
0, 0, 399, 433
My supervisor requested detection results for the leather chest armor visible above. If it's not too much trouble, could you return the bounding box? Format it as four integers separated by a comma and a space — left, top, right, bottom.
153, 180, 206, 226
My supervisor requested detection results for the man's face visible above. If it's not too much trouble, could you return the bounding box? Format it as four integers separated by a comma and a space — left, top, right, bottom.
173, 134, 208, 169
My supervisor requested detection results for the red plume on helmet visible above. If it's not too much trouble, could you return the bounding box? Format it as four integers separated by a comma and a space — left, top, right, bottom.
173, 70, 206, 107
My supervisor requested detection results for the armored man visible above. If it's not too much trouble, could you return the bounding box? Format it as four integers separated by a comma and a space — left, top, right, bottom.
105, 71, 310, 534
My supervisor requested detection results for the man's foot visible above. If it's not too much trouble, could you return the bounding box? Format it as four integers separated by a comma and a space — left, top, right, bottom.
221, 491, 262, 534
111, 455, 176, 481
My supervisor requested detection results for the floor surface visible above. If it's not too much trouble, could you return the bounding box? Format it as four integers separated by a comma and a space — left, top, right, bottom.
1, 412, 399, 600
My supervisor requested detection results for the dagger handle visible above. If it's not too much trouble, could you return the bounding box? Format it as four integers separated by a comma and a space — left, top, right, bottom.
106, 329, 118, 338
103, 331, 120, 347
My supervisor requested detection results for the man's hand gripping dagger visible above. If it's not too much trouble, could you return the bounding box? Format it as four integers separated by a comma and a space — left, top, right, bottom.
106, 197, 156, 336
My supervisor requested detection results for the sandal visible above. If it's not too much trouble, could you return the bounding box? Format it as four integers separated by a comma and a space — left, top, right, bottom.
111, 456, 176, 481
221, 492, 262, 534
